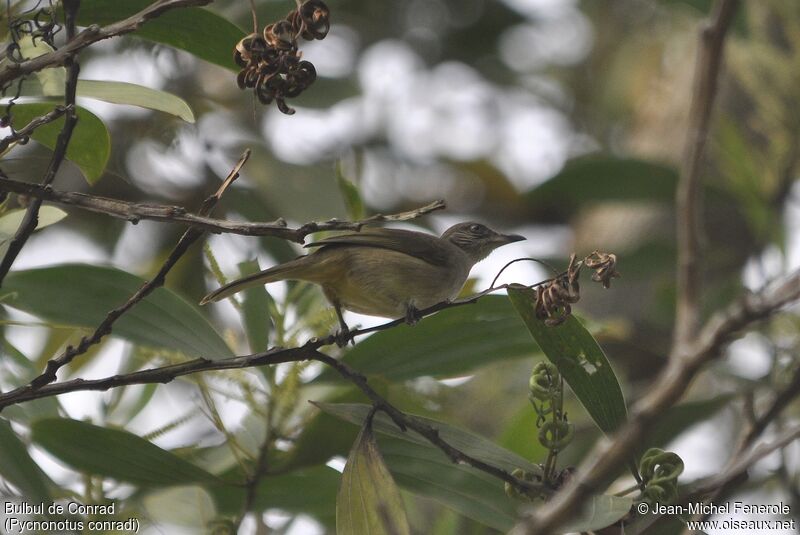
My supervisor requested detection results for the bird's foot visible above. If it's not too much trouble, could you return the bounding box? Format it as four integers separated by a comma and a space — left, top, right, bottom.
334, 325, 359, 347
334, 326, 351, 348
405, 304, 422, 326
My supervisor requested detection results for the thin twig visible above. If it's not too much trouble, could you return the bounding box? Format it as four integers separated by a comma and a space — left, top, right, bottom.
310, 350, 549, 497
0, 104, 72, 154
0, 175, 446, 242
674, 0, 740, 348
0, 0, 214, 88
19, 150, 251, 390
0, 1, 82, 286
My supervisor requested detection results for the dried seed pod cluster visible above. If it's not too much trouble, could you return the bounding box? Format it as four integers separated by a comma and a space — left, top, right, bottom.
534, 251, 620, 326
535, 254, 581, 326
234, 0, 330, 115
584, 250, 619, 289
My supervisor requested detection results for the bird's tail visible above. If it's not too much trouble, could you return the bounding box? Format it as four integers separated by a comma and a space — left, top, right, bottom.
199, 256, 313, 305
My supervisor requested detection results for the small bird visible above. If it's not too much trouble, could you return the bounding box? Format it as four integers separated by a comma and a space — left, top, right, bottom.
200, 222, 524, 339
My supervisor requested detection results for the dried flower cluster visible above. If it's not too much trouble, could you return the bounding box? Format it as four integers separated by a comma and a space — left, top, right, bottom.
534, 251, 620, 326
584, 250, 619, 289
234, 0, 330, 115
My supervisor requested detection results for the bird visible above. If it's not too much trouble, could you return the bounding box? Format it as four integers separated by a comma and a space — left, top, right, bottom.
200, 222, 524, 341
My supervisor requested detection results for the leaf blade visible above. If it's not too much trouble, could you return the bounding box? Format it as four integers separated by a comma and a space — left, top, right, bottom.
3, 263, 232, 358
317, 296, 537, 382
31, 418, 218, 486
337, 425, 411, 535
8, 103, 110, 184
507, 288, 628, 434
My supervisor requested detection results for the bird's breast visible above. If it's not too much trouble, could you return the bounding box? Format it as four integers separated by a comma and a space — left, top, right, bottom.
321, 247, 469, 318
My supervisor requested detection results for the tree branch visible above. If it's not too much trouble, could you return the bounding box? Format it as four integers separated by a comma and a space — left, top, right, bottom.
0, 0, 213, 88
0, 174, 446, 242
674, 0, 739, 348
0, 1, 82, 286
514, 267, 800, 534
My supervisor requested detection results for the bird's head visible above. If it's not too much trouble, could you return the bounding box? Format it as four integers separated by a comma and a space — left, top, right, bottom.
441, 222, 525, 264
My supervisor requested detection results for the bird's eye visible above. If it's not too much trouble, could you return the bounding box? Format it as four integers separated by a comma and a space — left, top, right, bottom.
469, 224, 482, 233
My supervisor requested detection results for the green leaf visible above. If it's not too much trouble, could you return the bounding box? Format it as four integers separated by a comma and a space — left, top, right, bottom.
336, 163, 365, 220
79, 80, 194, 122
379, 437, 519, 531
31, 418, 218, 486
0, 206, 67, 257
0, 418, 52, 502
19, 79, 195, 123
0, 207, 67, 233
237, 260, 271, 352
337, 424, 411, 535
75, 0, 246, 71
283, 387, 373, 471
507, 288, 627, 434
3, 264, 233, 358
8, 103, 110, 184
315, 402, 541, 474
316, 296, 536, 382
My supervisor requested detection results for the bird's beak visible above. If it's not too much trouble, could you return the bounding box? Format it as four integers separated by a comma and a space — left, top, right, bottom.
494, 232, 526, 245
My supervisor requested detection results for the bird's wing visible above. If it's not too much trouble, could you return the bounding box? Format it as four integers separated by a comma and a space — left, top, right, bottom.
305, 228, 451, 266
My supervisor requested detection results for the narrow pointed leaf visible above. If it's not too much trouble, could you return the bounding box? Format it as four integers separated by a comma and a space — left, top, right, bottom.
31, 418, 218, 486
336, 164, 365, 220
19, 79, 195, 122
237, 260, 271, 353
337, 424, 411, 535
316, 296, 537, 382
3, 264, 232, 358
507, 288, 627, 434
379, 437, 519, 531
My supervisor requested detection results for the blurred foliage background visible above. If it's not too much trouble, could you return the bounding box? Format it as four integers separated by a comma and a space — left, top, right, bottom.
1, 0, 799, 533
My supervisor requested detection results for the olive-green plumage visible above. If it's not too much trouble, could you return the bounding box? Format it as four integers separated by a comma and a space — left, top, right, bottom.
200, 222, 524, 328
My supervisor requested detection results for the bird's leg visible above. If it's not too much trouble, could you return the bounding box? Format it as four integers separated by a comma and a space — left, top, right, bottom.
404, 303, 422, 325
333, 303, 352, 348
